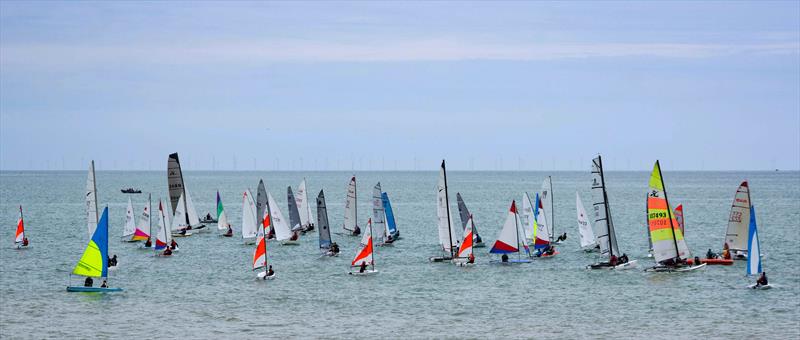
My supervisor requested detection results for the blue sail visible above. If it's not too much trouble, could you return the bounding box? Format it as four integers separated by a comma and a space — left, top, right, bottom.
382, 192, 398, 236
746, 205, 762, 276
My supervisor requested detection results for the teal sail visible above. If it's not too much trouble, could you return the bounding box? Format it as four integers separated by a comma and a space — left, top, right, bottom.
746, 206, 762, 276
382, 192, 398, 237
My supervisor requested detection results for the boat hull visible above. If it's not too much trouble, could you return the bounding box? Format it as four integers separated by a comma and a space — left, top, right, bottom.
490, 258, 532, 264
748, 283, 772, 290
257, 272, 277, 280
686, 258, 734, 266
645, 263, 707, 272
349, 269, 379, 276
66, 286, 123, 293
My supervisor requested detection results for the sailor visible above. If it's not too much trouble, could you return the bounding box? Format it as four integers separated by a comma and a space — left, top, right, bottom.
722, 243, 731, 260
110, 255, 117, 267
756, 272, 768, 287
267, 265, 274, 277
359, 262, 367, 273
468, 253, 475, 264
619, 253, 628, 264
501, 254, 509, 263
694, 256, 701, 266
163, 247, 172, 256
610, 254, 618, 266
556, 233, 567, 242
100, 280, 108, 288
206, 213, 212, 220
22, 237, 28, 246
545, 246, 555, 256
290, 231, 300, 241
706, 249, 716, 259
144, 239, 152, 247
352, 226, 361, 236
84, 277, 93, 287
331, 243, 340, 254
225, 225, 233, 236
170, 239, 178, 250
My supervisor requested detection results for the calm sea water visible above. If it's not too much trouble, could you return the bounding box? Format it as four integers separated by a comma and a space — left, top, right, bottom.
1, 170, 798, 339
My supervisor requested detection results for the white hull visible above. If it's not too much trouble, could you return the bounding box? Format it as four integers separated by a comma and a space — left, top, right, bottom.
646, 263, 707, 272
349, 269, 379, 276
280, 240, 299, 246
748, 283, 771, 290
257, 272, 277, 280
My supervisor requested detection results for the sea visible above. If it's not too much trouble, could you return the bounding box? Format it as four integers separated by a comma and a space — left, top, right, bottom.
0, 170, 798, 339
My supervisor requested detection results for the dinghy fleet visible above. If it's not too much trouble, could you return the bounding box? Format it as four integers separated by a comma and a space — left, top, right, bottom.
10, 153, 773, 292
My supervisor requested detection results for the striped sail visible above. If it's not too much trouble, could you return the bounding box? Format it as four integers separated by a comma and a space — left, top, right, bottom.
317, 190, 332, 249
343, 176, 358, 233
351, 219, 374, 266
132, 196, 151, 241
372, 183, 387, 242
647, 161, 689, 263
122, 198, 136, 239
725, 181, 751, 252
85, 160, 98, 238
576, 192, 596, 249
73, 207, 109, 278
15, 206, 24, 244
674, 204, 684, 234
287, 187, 302, 232
746, 206, 762, 276
217, 191, 229, 230
591, 156, 619, 257
490, 201, 521, 254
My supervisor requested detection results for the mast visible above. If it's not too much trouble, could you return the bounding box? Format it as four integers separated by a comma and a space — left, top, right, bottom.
597, 156, 614, 257
91, 160, 98, 224
549, 176, 555, 242
104, 205, 109, 282
513, 201, 521, 261
148, 194, 152, 242
656, 160, 681, 261
354, 176, 358, 232
19, 205, 24, 240
370, 218, 375, 271
263, 208, 269, 277
442, 160, 455, 258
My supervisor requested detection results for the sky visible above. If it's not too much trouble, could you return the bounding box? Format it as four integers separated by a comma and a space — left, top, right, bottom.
1, 1, 798, 171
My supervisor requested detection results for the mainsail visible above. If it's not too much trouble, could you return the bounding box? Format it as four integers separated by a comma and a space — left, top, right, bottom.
490, 201, 526, 257
73, 207, 109, 279
456, 193, 482, 244
132, 195, 151, 242
576, 192, 596, 249
85, 160, 98, 238
268, 192, 292, 241
724, 181, 751, 252
343, 176, 358, 233
296, 179, 313, 228
122, 198, 137, 239
456, 215, 475, 259
317, 190, 332, 249
217, 191, 229, 230
647, 160, 690, 263
15, 206, 25, 245
746, 206, 762, 276
242, 190, 258, 241
533, 194, 550, 250
541, 176, 555, 241
591, 156, 619, 257
520, 192, 536, 241
167, 153, 185, 216
372, 182, 387, 242
287, 187, 303, 232
351, 218, 374, 267
155, 200, 172, 250
382, 192, 398, 237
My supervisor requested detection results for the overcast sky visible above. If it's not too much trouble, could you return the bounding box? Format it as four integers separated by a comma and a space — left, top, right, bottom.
1, 1, 798, 171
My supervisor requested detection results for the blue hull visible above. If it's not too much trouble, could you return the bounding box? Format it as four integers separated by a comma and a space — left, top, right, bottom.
66, 286, 123, 293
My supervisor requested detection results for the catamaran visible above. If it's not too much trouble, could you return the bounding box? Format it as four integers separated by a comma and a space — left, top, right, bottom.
645, 160, 705, 272
490, 201, 531, 264
430, 160, 459, 262
287, 186, 304, 233
382, 192, 400, 241
342, 176, 361, 236
269, 191, 298, 245
67, 207, 122, 292
587, 155, 637, 270
456, 193, 484, 248
349, 218, 378, 275
746, 205, 770, 289
453, 214, 476, 267
167, 153, 205, 232
724, 181, 754, 260
576, 192, 597, 251
14, 205, 29, 249
296, 178, 314, 232
372, 182, 393, 246
131, 195, 151, 245
317, 189, 339, 257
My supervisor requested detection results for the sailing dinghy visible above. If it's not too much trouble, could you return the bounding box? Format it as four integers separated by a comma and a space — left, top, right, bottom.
167, 153, 205, 232
586, 156, 637, 270
430, 160, 459, 262
155, 199, 177, 255
746, 206, 770, 289
317, 190, 339, 257
382, 192, 400, 241
341, 176, 361, 236
287, 186, 304, 234
67, 207, 122, 292
14, 205, 29, 249
349, 218, 378, 276
372, 182, 393, 246
456, 193, 484, 248
533, 193, 558, 258
133, 195, 152, 246
216, 191, 232, 236
453, 215, 476, 267
644, 160, 705, 272
490, 201, 531, 264
724, 181, 754, 260
269, 191, 299, 245
121, 198, 138, 242
248, 190, 275, 280
296, 178, 315, 232
576, 192, 597, 252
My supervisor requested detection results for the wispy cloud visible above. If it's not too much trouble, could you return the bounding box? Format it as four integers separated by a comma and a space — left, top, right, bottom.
2, 38, 798, 67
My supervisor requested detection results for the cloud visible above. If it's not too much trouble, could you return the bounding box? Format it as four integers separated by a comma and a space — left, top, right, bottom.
2, 38, 798, 67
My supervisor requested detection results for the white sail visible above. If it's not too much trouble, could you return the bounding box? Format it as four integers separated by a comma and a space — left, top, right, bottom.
296, 179, 312, 228
185, 190, 201, 227
218, 209, 229, 231
372, 182, 387, 242
436, 164, 458, 253
535, 198, 551, 245
242, 190, 258, 240
725, 181, 751, 252
85, 160, 98, 238
576, 192, 596, 248
156, 199, 172, 247
343, 176, 358, 232
490, 201, 522, 254
135, 197, 152, 239
591, 156, 619, 257
541, 177, 554, 241
171, 193, 187, 231
520, 192, 536, 241
268, 192, 293, 241
122, 198, 136, 238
